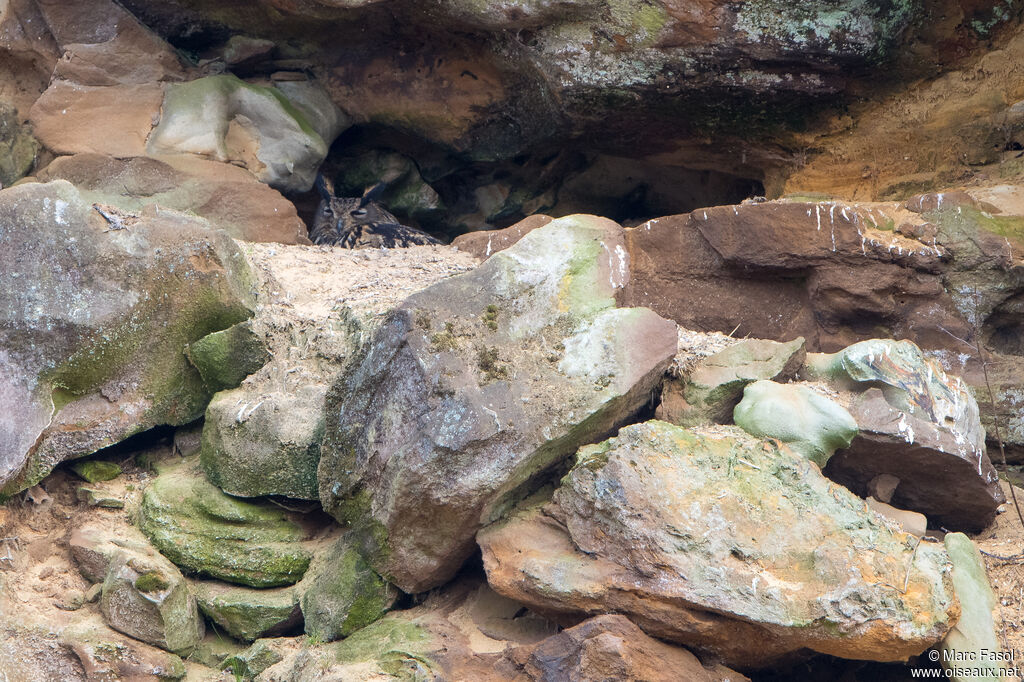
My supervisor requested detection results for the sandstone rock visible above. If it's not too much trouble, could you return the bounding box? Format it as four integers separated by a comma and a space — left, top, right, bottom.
187, 320, 270, 393
811, 339, 1003, 531
480, 421, 959, 669
451, 214, 554, 260
60, 624, 187, 681
76, 485, 124, 508
147, 74, 329, 193
138, 460, 318, 587
36, 152, 311, 244
509, 614, 750, 682
733, 380, 859, 466
940, 533, 1003, 681
0, 101, 37, 187
659, 336, 806, 427
30, 81, 166, 157
318, 214, 677, 592
622, 201, 955, 352
200, 243, 477, 500
867, 497, 928, 538
193, 580, 302, 642
299, 533, 399, 642
0, 180, 254, 499
99, 546, 204, 655
190, 633, 246, 671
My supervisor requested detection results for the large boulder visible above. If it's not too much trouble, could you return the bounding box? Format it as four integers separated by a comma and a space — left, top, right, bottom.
138, 460, 320, 587
318, 214, 677, 592
0, 180, 254, 499
480, 420, 959, 669
940, 533, 1003, 681
812, 339, 1004, 532
200, 243, 478, 501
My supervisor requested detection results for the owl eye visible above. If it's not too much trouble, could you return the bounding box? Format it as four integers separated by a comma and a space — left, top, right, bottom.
351, 208, 368, 218
322, 205, 333, 214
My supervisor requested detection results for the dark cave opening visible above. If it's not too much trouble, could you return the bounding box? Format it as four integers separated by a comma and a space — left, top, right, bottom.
294, 123, 766, 243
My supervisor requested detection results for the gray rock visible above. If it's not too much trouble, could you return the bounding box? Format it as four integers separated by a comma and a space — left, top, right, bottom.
0, 180, 254, 499
940, 533, 1003, 681
318, 214, 677, 592
733, 380, 859, 466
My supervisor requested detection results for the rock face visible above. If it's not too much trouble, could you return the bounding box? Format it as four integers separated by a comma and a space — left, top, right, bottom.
620, 195, 1024, 462
812, 339, 1003, 531
733, 380, 859, 467
0, 180, 255, 499
99, 547, 204, 656
318, 214, 677, 593
138, 461, 318, 587
480, 421, 959, 668
659, 337, 806, 427
60, 625, 187, 681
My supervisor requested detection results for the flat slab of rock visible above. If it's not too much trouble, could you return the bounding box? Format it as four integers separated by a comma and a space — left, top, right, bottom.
318, 214, 677, 592
193, 580, 302, 642
480, 420, 959, 669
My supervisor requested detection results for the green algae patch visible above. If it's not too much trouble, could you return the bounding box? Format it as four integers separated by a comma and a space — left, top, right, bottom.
331, 618, 433, 666
71, 460, 122, 483
138, 460, 315, 587
300, 533, 399, 643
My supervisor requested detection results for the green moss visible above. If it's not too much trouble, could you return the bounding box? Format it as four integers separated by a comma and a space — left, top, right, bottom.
135, 571, 171, 593
138, 461, 313, 588
476, 346, 508, 382
331, 618, 433, 665
301, 535, 397, 642
481, 304, 499, 331
429, 322, 459, 352
196, 584, 299, 642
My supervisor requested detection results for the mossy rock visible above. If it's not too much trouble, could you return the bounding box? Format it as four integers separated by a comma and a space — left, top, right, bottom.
187, 321, 269, 393
138, 460, 315, 587
222, 640, 284, 681
300, 533, 399, 642
70, 459, 122, 483
194, 580, 301, 642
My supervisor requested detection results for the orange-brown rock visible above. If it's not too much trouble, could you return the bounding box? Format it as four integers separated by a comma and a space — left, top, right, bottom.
36, 153, 310, 244
480, 421, 960, 669
451, 214, 553, 259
